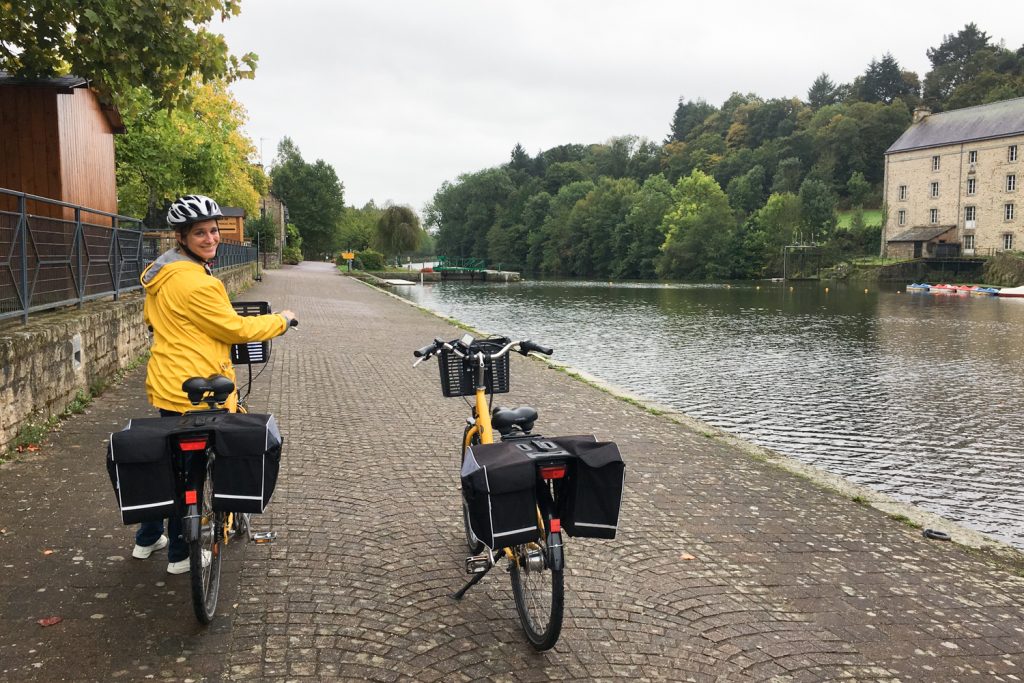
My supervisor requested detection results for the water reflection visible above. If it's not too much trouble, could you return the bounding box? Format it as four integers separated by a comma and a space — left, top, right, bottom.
396, 280, 1024, 548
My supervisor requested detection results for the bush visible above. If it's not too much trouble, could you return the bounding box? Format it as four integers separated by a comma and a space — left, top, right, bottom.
357, 248, 385, 271
282, 245, 302, 265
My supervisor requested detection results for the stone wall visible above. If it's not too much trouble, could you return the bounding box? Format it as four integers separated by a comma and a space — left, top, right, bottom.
0, 264, 255, 452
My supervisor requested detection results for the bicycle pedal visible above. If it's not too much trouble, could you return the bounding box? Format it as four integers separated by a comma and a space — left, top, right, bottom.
465, 553, 492, 574
251, 531, 277, 544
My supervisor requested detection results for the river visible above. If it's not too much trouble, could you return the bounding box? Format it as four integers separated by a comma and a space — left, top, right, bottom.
394, 279, 1024, 549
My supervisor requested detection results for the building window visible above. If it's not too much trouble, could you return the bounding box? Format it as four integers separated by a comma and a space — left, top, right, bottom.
930, 208, 939, 224
1007, 203, 1016, 221
932, 155, 941, 171
898, 209, 906, 226
930, 181, 940, 198
1009, 174, 1018, 192
965, 205, 976, 222
964, 234, 975, 250
967, 177, 977, 195
1003, 233, 1014, 250
1011, 145, 1019, 162
968, 150, 977, 164
898, 185, 907, 200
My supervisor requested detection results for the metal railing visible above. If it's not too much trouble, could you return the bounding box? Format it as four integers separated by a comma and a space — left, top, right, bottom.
0, 188, 255, 324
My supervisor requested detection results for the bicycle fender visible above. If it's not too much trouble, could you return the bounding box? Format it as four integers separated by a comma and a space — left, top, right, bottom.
547, 531, 564, 571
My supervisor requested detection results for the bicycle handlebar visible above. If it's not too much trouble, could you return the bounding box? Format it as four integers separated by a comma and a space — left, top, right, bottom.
412, 336, 552, 367
288, 317, 299, 328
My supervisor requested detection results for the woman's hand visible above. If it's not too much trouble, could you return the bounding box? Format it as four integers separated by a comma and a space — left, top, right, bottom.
278, 309, 296, 326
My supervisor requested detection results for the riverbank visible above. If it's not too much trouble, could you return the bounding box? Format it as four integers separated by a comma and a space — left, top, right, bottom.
3, 263, 1024, 681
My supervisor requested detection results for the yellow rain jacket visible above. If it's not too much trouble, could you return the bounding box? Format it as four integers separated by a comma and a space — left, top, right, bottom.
141, 249, 288, 413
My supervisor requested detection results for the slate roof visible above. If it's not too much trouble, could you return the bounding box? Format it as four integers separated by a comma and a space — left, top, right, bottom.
887, 98, 1024, 154
0, 70, 88, 91
887, 226, 956, 242
221, 207, 246, 217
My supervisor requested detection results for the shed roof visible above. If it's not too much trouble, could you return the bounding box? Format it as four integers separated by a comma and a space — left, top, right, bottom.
221, 207, 246, 217
0, 70, 124, 133
887, 226, 955, 243
887, 98, 1024, 154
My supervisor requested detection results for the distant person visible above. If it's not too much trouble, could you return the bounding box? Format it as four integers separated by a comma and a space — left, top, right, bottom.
131, 194, 295, 574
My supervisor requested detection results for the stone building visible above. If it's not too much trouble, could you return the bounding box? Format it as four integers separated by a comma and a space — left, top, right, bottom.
882, 98, 1024, 259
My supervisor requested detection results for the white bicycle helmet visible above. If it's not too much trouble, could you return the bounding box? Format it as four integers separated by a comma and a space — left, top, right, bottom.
167, 194, 224, 229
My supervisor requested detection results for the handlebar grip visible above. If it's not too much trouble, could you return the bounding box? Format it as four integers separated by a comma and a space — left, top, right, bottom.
288, 318, 299, 328
520, 340, 553, 356
414, 343, 437, 358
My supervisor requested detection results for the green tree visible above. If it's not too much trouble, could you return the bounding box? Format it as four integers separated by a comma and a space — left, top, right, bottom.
798, 178, 837, 240
115, 81, 266, 225
851, 53, 920, 105
807, 73, 839, 109
245, 214, 276, 251
338, 202, 382, 251
657, 170, 737, 280
613, 173, 673, 279
726, 164, 766, 215
0, 0, 256, 107
282, 223, 302, 264
667, 97, 717, 142
923, 23, 993, 108
562, 177, 637, 277
270, 138, 345, 259
771, 156, 803, 194
745, 192, 802, 276
375, 205, 423, 260
846, 171, 871, 208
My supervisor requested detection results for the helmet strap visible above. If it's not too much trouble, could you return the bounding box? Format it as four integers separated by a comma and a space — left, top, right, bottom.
176, 235, 216, 270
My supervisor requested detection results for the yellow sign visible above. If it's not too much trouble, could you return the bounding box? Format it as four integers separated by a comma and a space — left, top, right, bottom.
342, 252, 355, 260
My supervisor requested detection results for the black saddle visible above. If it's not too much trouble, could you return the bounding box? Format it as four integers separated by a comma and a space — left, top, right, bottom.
491, 406, 538, 435
181, 375, 236, 406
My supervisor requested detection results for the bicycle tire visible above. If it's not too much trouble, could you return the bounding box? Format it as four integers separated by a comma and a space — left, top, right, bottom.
509, 534, 564, 650
461, 430, 484, 554
190, 456, 223, 624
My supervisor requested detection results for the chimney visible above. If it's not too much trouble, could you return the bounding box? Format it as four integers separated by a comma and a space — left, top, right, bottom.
913, 106, 932, 124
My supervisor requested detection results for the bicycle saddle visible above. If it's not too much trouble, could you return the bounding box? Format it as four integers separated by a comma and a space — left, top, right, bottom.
182, 374, 236, 406
491, 406, 538, 434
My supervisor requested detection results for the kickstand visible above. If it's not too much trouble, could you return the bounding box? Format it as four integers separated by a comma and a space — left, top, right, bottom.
451, 566, 491, 600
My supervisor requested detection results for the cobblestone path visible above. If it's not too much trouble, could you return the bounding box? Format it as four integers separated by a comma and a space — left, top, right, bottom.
2, 262, 1024, 682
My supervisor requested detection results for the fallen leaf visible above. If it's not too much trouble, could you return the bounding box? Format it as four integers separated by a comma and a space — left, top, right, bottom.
37, 616, 62, 627
680, 553, 696, 561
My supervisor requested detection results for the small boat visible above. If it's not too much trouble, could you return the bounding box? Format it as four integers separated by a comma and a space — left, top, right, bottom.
970, 286, 1000, 296
930, 283, 957, 294
952, 285, 974, 294
906, 283, 931, 292
997, 285, 1024, 298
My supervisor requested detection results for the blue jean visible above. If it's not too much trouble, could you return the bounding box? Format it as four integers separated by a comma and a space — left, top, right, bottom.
135, 407, 189, 563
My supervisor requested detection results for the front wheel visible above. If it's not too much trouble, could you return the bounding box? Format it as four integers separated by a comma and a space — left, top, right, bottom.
509, 533, 564, 650
190, 457, 224, 624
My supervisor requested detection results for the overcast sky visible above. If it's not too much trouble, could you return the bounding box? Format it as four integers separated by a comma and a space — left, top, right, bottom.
217, 1, 1023, 214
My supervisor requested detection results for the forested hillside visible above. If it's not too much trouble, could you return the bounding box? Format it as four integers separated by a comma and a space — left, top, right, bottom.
428, 24, 1024, 280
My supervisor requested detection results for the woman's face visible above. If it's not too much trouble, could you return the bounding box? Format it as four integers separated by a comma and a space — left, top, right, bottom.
179, 219, 220, 261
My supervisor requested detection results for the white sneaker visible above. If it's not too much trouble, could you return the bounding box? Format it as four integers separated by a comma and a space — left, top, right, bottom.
166, 550, 211, 575
132, 535, 168, 559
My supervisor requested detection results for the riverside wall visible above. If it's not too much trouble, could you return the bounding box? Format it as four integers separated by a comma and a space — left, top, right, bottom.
0, 264, 256, 453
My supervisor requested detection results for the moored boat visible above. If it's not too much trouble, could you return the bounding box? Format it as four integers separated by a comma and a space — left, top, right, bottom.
996, 285, 1024, 298
906, 283, 930, 292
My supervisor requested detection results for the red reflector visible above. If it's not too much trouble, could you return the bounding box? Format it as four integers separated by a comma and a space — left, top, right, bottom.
550, 518, 561, 533
178, 437, 207, 451
539, 465, 566, 480
185, 490, 198, 505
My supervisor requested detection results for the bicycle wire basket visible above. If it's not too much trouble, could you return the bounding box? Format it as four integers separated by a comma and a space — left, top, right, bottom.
230, 301, 271, 365
438, 336, 511, 397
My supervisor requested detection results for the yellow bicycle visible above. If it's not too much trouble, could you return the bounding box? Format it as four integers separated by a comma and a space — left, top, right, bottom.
414, 333, 570, 650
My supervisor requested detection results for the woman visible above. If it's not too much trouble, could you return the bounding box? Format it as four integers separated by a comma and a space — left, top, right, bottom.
132, 194, 295, 574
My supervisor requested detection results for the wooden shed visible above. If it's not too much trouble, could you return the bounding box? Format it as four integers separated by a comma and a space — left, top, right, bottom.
0, 71, 124, 222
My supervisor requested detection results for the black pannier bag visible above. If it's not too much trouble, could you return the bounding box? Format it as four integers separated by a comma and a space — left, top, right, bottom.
554, 435, 625, 539
461, 441, 540, 549
209, 412, 282, 514
107, 417, 180, 524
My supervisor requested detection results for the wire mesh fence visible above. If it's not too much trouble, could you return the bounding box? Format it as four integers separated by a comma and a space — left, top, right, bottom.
0, 188, 256, 323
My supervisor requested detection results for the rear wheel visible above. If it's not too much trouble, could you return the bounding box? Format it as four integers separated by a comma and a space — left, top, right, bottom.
190, 456, 223, 624
461, 430, 484, 554
509, 532, 564, 650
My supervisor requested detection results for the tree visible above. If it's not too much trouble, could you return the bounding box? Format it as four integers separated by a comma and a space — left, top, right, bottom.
115, 81, 266, 225
923, 23, 993, 108
798, 178, 837, 240
0, 0, 257, 107
852, 53, 920, 105
612, 174, 673, 279
338, 202, 382, 251
726, 165, 766, 215
772, 156, 804, 194
375, 205, 423, 259
667, 97, 717, 142
245, 215, 277, 251
657, 170, 737, 280
807, 73, 839, 109
270, 138, 345, 259
846, 171, 871, 208
744, 192, 802, 277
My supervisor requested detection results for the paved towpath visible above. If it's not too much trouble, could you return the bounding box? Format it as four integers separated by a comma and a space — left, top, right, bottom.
2, 261, 1024, 682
